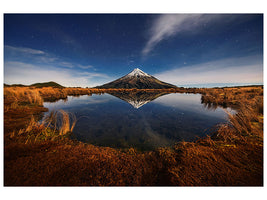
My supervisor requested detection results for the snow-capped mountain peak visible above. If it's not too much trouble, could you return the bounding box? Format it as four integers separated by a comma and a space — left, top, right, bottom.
126, 68, 151, 78
96, 67, 177, 89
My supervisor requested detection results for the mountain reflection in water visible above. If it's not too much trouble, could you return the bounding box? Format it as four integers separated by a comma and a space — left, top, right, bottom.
107, 91, 168, 109
43, 92, 230, 151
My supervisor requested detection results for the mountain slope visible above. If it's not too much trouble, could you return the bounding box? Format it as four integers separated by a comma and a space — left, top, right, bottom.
96, 68, 177, 89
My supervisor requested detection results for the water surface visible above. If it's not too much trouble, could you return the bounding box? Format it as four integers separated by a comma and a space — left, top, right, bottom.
44, 93, 230, 150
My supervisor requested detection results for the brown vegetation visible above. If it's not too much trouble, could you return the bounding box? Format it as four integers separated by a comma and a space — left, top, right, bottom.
4, 85, 263, 186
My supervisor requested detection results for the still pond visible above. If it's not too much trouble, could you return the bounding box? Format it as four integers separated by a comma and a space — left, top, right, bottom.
43, 92, 231, 150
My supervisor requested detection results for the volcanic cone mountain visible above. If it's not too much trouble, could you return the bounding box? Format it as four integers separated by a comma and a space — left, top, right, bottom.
97, 68, 177, 89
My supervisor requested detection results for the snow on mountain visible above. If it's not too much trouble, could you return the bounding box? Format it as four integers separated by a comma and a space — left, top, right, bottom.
127, 100, 151, 109
125, 68, 151, 78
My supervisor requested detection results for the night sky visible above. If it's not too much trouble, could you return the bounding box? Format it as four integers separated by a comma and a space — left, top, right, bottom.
4, 14, 263, 87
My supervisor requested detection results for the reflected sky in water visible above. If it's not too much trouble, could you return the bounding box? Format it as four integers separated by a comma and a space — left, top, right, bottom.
152, 93, 230, 117
44, 93, 230, 151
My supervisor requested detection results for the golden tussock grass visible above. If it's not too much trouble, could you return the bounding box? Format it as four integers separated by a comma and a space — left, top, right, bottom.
4, 87, 43, 107
3, 85, 263, 186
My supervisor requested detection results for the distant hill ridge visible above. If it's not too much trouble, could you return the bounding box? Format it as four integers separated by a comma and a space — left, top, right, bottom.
30, 81, 64, 88
96, 68, 177, 89
4, 81, 64, 88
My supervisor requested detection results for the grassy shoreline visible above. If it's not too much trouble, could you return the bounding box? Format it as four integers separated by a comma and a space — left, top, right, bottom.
4, 86, 263, 186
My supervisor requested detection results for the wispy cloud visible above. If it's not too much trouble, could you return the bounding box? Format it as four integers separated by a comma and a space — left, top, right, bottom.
5, 45, 96, 70
58, 62, 95, 70
4, 61, 110, 87
5, 45, 57, 64
77, 72, 109, 78
142, 14, 227, 56
5, 45, 45, 55
77, 64, 94, 69
154, 55, 263, 87
58, 62, 74, 68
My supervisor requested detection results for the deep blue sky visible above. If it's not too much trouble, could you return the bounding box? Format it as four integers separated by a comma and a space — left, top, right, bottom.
4, 14, 263, 87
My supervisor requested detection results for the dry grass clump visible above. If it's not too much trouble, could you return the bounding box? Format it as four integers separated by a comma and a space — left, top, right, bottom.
7, 110, 77, 145
35, 87, 103, 101
4, 87, 43, 108
227, 106, 262, 137
36, 87, 68, 101
43, 110, 77, 135
201, 86, 263, 109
